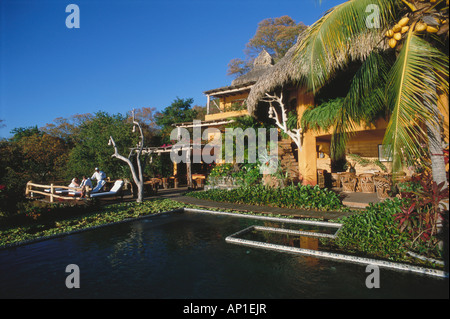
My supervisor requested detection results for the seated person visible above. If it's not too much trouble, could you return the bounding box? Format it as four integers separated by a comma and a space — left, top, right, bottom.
91, 168, 106, 186
68, 177, 80, 188
79, 176, 93, 197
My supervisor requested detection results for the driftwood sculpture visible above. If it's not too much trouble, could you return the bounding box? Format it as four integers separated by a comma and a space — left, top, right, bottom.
109, 109, 145, 202
261, 92, 302, 150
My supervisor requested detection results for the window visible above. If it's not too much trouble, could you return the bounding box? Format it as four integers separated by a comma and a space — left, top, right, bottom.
378, 144, 392, 162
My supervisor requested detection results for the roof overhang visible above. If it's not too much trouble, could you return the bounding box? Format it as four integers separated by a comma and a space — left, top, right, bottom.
172, 118, 235, 128
203, 82, 255, 98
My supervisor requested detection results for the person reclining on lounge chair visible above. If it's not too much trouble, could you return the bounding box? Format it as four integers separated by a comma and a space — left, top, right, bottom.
68, 177, 80, 188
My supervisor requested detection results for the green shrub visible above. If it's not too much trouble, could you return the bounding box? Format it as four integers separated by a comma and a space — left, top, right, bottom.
186, 184, 344, 211
334, 198, 410, 261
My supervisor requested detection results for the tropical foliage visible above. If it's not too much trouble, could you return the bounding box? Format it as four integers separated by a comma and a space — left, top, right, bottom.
186, 184, 344, 211
0, 102, 199, 215
154, 97, 199, 143
295, 0, 449, 181
334, 198, 411, 261
395, 170, 448, 257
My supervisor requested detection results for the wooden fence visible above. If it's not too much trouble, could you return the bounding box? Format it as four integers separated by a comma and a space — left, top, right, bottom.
25, 181, 90, 202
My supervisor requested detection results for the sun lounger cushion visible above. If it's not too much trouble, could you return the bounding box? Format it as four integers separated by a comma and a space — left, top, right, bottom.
90, 180, 124, 198
110, 180, 124, 192
44, 188, 70, 194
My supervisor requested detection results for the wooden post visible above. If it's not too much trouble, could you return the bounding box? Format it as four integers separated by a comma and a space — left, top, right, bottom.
25, 181, 31, 197
50, 183, 54, 203
186, 147, 192, 189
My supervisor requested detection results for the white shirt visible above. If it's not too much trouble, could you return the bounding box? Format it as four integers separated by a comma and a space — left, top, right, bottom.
81, 178, 93, 188
91, 171, 106, 181
69, 178, 79, 188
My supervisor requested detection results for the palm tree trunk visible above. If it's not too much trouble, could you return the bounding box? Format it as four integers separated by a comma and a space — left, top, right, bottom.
424, 75, 447, 256
424, 75, 447, 191
427, 121, 447, 188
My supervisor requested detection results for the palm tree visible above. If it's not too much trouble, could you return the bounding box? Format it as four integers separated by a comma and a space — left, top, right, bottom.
294, 0, 448, 186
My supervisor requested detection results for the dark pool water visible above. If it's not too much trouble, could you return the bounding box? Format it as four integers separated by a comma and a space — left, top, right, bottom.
0, 211, 448, 299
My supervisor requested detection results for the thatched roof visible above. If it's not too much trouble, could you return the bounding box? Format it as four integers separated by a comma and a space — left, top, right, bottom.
246, 37, 302, 115
203, 50, 274, 98
231, 49, 274, 86
246, 30, 388, 115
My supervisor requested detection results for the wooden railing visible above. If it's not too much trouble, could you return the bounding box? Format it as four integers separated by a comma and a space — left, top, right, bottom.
25, 181, 91, 202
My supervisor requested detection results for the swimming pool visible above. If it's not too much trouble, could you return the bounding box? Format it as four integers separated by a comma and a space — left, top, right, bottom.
0, 209, 448, 299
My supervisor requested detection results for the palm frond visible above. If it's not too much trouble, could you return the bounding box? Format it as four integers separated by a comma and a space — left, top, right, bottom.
344, 51, 393, 121
295, 0, 399, 93
301, 98, 343, 132
383, 31, 449, 173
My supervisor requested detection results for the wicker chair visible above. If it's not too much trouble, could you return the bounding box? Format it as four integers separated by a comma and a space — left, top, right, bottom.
331, 173, 340, 188
373, 174, 392, 199
358, 173, 375, 193
317, 170, 326, 188
340, 172, 357, 192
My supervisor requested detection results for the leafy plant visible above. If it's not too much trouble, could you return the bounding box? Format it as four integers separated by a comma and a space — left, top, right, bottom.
395, 170, 449, 257
335, 198, 410, 261
346, 153, 388, 172
187, 184, 344, 211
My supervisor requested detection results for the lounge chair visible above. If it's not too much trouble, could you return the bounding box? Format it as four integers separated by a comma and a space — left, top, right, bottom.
91, 180, 106, 193
44, 188, 70, 195
68, 180, 106, 197
89, 180, 124, 198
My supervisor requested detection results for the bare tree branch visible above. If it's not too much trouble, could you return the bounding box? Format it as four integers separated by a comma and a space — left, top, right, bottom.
108, 109, 145, 202
261, 92, 303, 150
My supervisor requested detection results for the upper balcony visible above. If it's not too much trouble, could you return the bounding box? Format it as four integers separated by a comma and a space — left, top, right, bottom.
205, 97, 249, 122
203, 50, 274, 122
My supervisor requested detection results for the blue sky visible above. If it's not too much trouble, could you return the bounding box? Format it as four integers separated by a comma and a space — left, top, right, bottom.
0, 0, 343, 139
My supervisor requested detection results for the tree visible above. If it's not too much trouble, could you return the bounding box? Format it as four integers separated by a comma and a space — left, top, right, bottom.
228, 16, 307, 77
65, 111, 138, 180
40, 113, 93, 144
227, 58, 252, 77
131, 106, 161, 147
109, 110, 146, 203
18, 133, 70, 182
9, 126, 42, 142
154, 97, 197, 143
295, 0, 449, 187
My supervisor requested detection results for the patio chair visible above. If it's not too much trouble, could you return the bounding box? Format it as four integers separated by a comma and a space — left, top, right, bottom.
358, 173, 375, 193
373, 174, 392, 200
340, 172, 357, 192
89, 180, 124, 198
